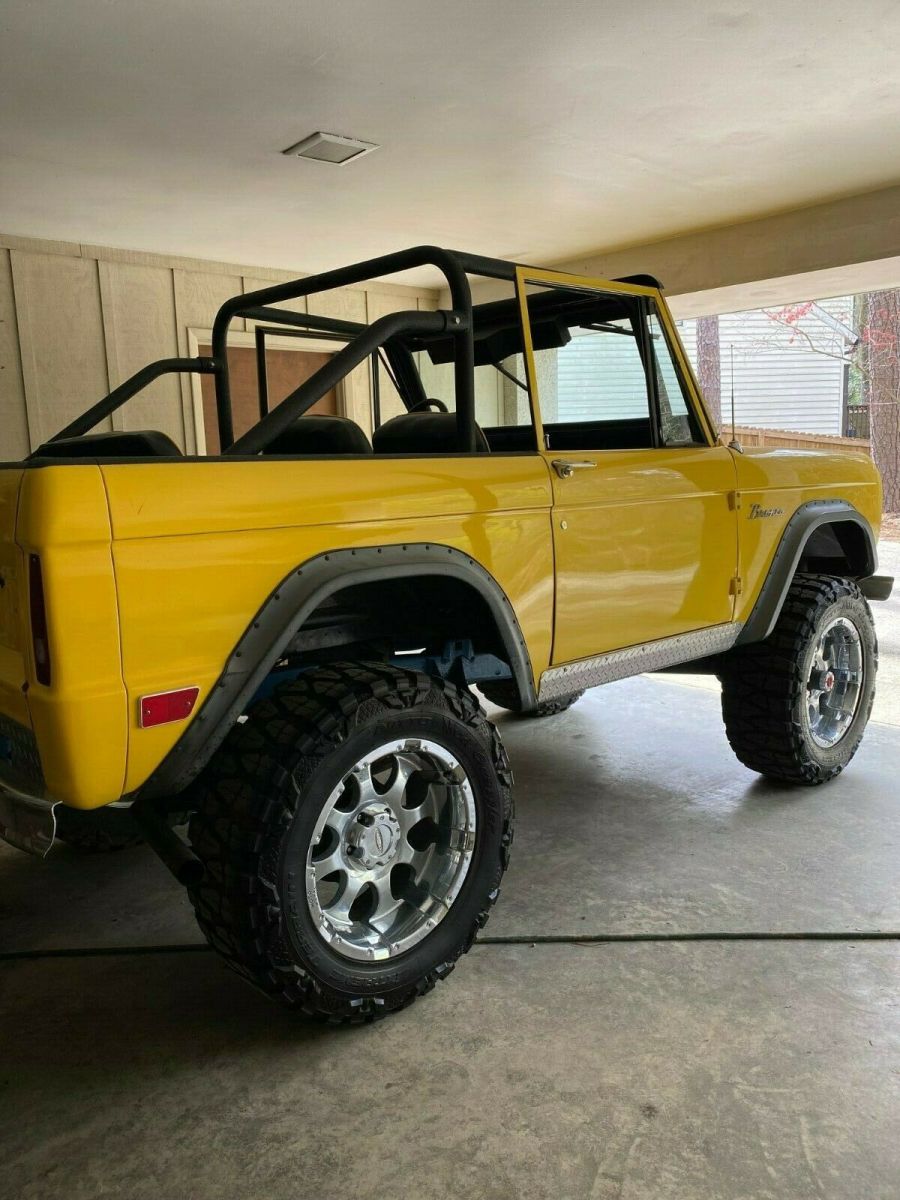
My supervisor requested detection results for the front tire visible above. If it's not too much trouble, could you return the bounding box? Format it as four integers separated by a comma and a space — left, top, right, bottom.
187, 663, 514, 1023
720, 575, 877, 785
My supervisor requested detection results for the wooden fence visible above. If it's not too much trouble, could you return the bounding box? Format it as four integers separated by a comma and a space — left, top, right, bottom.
728, 426, 872, 455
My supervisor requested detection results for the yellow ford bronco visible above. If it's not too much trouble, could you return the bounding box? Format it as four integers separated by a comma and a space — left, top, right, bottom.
0, 247, 893, 1022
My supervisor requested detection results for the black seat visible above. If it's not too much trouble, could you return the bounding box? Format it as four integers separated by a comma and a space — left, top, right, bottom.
33, 430, 183, 459
262, 415, 372, 455
372, 412, 489, 455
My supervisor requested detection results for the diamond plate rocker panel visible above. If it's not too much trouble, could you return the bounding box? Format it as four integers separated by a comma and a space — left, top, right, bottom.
538, 622, 743, 702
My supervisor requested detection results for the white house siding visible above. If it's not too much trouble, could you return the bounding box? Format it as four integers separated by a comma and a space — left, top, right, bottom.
674, 297, 852, 436
553, 300, 851, 436
554, 326, 649, 423
676, 318, 697, 367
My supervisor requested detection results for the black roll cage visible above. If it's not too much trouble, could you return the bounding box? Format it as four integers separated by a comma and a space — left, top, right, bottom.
47, 245, 527, 455
44, 244, 664, 456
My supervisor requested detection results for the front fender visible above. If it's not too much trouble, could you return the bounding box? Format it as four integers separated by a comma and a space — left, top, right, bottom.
736, 499, 877, 645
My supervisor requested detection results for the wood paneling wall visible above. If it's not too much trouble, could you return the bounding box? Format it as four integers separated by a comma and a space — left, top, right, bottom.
12, 253, 111, 449
0, 234, 439, 456
0, 251, 29, 459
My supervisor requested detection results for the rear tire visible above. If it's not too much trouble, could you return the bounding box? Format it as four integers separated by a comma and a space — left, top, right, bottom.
187, 662, 514, 1024
480, 681, 585, 717
720, 575, 877, 785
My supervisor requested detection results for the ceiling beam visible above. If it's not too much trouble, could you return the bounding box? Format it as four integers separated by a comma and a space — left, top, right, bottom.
550, 183, 900, 312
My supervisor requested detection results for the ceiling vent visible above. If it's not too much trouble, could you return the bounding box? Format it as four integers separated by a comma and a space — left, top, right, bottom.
281, 131, 379, 165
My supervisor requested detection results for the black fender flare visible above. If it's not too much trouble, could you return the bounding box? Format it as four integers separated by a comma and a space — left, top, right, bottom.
735, 499, 877, 646
136, 543, 535, 799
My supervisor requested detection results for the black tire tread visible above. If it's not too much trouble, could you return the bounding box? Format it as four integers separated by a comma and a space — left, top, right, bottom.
720, 574, 877, 785
187, 662, 513, 1024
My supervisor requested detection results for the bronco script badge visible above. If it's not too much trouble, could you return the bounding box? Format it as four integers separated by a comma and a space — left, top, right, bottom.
748, 503, 785, 519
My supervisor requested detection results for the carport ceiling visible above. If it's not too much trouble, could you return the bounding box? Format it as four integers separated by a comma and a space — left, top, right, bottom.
2, 0, 899, 283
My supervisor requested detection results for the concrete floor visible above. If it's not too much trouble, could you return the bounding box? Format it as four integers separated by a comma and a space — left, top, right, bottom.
1, 545, 899, 1199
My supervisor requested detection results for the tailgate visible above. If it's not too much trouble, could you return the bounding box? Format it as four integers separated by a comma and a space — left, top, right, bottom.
0, 468, 31, 731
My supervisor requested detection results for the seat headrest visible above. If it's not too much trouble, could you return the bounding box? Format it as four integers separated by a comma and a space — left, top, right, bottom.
34, 430, 183, 459
262, 415, 372, 456
372, 412, 489, 455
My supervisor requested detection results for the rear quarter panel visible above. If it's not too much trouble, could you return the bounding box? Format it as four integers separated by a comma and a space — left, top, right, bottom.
102, 457, 553, 795
0, 468, 30, 730
15, 466, 127, 806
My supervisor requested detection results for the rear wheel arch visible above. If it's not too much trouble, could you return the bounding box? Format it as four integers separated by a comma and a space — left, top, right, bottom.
135, 543, 535, 800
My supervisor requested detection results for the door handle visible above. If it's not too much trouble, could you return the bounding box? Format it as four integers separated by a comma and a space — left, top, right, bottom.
551, 459, 597, 479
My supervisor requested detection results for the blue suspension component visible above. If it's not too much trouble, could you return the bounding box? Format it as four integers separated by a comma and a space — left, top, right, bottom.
390, 639, 512, 685
249, 639, 511, 707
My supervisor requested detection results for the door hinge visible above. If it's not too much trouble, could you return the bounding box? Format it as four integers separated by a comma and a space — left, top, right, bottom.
728, 490, 742, 511
729, 575, 743, 596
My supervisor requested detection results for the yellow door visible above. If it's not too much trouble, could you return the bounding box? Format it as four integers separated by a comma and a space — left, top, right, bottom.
547, 445, 738, 662
517, 268, 738, 665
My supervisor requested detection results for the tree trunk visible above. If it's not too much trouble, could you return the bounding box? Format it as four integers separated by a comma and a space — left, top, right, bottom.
695, 315, 721, 429
856, 291, 900, 513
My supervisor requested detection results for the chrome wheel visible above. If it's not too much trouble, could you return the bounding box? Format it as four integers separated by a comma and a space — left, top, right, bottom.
805, 616, 864, 748
305, 738, 477, 962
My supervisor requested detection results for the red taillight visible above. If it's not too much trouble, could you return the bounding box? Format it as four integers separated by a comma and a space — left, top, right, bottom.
139, 687, 200, 728
28, 553, 51, 686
